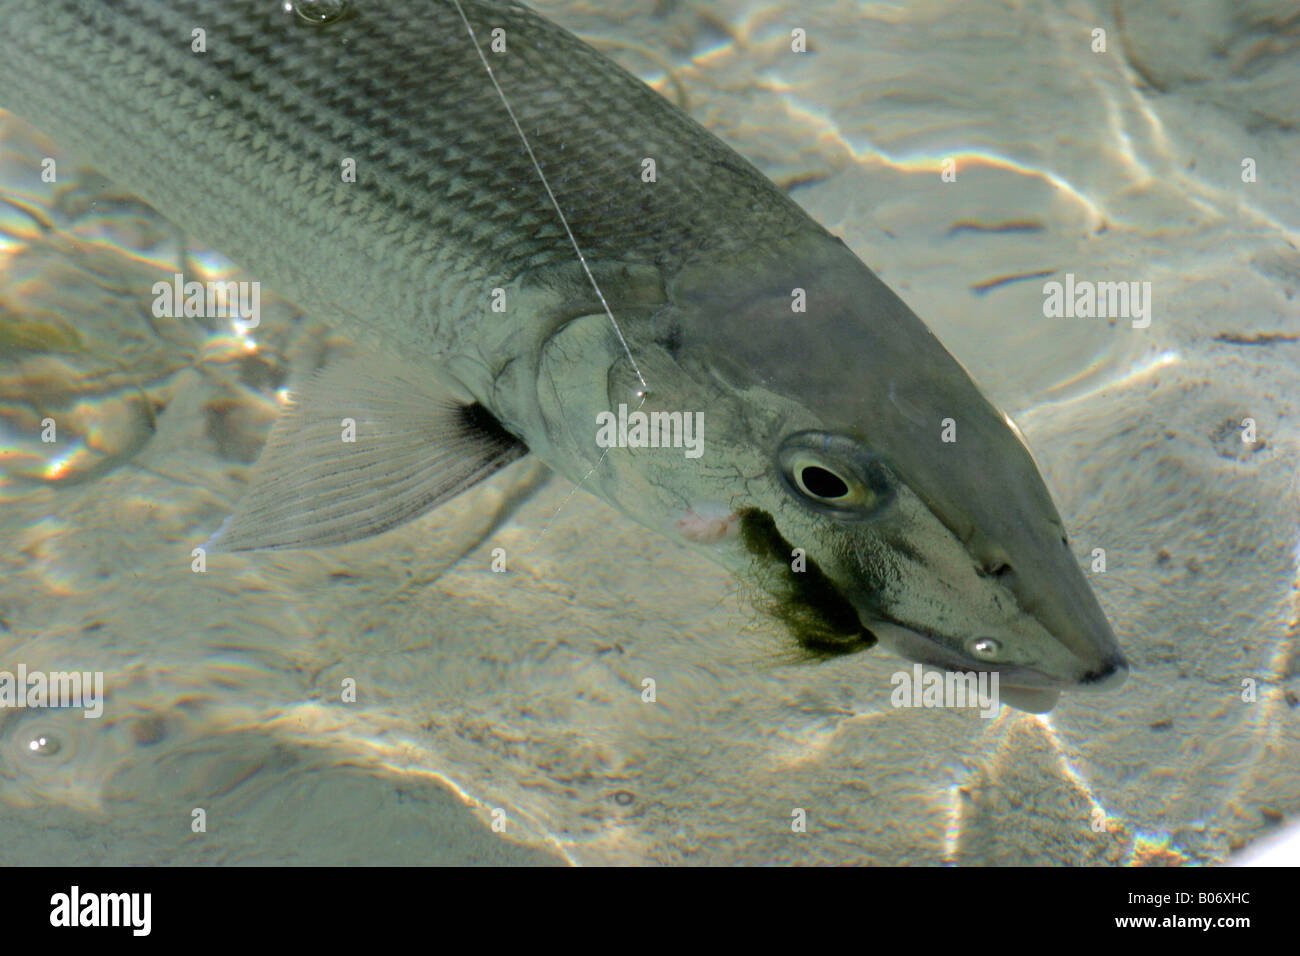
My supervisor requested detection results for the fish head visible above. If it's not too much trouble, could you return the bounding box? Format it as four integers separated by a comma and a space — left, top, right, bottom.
660, 231, 1128, 713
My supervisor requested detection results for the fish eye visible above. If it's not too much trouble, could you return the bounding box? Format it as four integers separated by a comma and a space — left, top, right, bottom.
777, 431, 894, 520
968, 636, 1001, 660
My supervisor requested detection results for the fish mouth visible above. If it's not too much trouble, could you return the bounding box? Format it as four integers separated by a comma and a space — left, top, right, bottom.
864, 619, 1130, 696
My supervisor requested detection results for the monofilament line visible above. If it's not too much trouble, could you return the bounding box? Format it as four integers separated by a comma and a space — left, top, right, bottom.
450, 0, 650, 396
535, 445, 613, 540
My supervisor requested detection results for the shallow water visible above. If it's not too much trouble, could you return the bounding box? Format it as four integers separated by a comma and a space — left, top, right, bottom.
0, 0, 1297, 864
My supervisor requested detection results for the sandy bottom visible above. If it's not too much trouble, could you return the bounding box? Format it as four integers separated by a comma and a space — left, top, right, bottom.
0, 0, 1298, 864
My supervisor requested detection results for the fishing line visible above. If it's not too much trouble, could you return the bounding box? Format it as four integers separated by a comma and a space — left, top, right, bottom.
451, 0, 649, 538
449, 0, 650, 397
535, 445, 614, 539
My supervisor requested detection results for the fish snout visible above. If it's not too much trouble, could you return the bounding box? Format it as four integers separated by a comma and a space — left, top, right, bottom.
1073, 650, 1130, 692
1000, 547, 1130, 693
998, 646, 1129, 696
997, 649, 1128, 714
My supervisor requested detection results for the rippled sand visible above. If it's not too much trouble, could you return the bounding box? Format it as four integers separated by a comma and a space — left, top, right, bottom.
1, 0, 1297, 864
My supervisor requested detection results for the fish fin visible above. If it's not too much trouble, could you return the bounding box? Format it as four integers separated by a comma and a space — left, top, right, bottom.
206, 356, 527, 551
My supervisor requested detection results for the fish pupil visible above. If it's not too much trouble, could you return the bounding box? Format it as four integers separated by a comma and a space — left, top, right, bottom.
800, 466, 848, 499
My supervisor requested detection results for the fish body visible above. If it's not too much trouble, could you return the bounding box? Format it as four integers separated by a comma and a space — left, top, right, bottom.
0, 0, 1127, 711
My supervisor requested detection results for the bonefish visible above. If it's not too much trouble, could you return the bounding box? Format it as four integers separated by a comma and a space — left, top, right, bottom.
0, 0, 1128, 712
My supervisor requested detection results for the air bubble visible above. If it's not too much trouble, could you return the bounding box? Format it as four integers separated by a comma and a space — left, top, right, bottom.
1, 715, 81, 778
292, 0, 349, 25
27, 733, 61, 756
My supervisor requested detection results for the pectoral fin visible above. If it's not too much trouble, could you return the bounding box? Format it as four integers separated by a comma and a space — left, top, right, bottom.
206, 356, 527, 551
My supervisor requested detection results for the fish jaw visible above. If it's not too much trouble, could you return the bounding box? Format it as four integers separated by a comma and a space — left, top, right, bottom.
823, 473, 1130, 712
865, 621, 1127, 712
